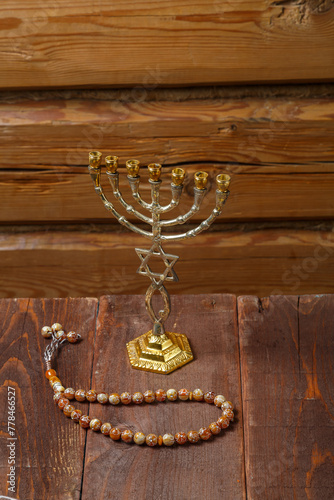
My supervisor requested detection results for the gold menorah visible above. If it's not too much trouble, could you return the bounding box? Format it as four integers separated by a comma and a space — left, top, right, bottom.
88, 151, 231, 374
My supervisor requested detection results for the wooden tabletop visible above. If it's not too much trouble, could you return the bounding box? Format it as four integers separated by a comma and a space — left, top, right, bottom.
0, 294, 333, 500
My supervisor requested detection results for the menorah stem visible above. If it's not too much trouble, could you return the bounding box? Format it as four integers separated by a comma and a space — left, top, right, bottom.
145, 282, 171, 336
149, 179, 162, 239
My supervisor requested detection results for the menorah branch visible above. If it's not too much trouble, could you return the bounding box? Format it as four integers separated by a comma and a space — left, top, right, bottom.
88, 165, 153, 239
159, 187, 207, 227
161, 191, 229, 242
107, 172, 153, 226
158, 183, 183, 214
127, 176, 152, 212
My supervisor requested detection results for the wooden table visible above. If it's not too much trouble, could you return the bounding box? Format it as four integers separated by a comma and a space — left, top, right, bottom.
0, 294, 333, 500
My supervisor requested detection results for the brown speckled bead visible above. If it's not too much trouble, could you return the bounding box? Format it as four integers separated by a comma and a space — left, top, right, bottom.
58, 397, 70, 410
52, 323, 63, 332
101, 423, 112, 435
162, 433, 175, 446
109, 427, 122, 440
199, 427, 212, 441
134, 432, 146, 445
214, 395, 226, 408
178, 388, 190, 401
120, 392, 132, 405
86, 390, 97, 402
75, 389, 86, 402
143, 390, 155, 403
45, 369, 57, 379
192, 388, 204, 401
53, 383, 65, 393
97, 392, 109, 404
90, 418, 102, 431
42, 326, 53, 339
55, 330, 67, 341
64, 388, 75, 400
175, 432, 187, 445
67, 331, 79, 343
53, 392, 64, 404
146, 434, 158, 447
71, 409, 82, 422
187, 430, 200, 443
79, 415, 91, 428
63, 404, 75, 417
222, 409, 234, 421
204, 391, 215, 404
49, 376, 61, 387
155, 389, 167, 402
221, 401, 234, 411
132, 392, 144, 404
166, 389, 177, 401
209, 422, 221, 435
109, 393, 120, 405
217, 416, 230, 429
121, 429, 134, 443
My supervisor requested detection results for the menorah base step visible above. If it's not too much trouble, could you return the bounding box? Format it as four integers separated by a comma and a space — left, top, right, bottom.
126, 331, 193, 374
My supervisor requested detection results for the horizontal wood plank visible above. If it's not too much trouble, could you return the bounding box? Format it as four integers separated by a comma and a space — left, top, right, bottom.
1, 96, 333, 224
1, 1, 334, 88
2, 168, 334, 222
1, 228, 334, 298
1, 97, 334, 168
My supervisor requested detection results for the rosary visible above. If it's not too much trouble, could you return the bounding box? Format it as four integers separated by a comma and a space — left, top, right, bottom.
43, 323, 234, 447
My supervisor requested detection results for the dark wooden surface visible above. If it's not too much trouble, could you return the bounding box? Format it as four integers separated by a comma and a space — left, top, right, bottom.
0, 294, 333, 499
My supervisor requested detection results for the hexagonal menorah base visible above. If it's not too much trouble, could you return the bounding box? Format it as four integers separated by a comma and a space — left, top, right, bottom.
126, 331, 194, 374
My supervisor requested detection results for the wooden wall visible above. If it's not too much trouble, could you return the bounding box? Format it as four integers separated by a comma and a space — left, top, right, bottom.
1, 0, 334, 298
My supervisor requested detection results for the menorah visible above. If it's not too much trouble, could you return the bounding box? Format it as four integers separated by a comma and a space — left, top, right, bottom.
88, 151, 231, 374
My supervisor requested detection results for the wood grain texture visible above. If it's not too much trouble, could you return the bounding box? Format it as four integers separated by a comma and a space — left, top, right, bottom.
1, 97, 334, 168
1, 227, 334, 298
3, 168, 334, 223
81, 294, 245, 500
0, 294, 333, 499
238, 295, 334, 499
1, 96, 334, 224
1, 0, 334, 88
0, 297, 98, 500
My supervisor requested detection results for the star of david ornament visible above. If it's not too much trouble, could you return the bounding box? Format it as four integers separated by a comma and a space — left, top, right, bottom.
135, 244, 179, 286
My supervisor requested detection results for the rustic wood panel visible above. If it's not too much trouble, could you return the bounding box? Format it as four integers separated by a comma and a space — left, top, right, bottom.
1, 98, 334, 168
2, 168, 334, 223
81, 294, 245, 500
1, 228, 334, 298
1, 294, 333, 498
0, 297, 98, 499
238, 295, 334, 499
1, 0, 334, 88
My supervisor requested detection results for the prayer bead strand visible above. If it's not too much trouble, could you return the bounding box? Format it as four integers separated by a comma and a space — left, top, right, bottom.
43, 324, 234, 447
